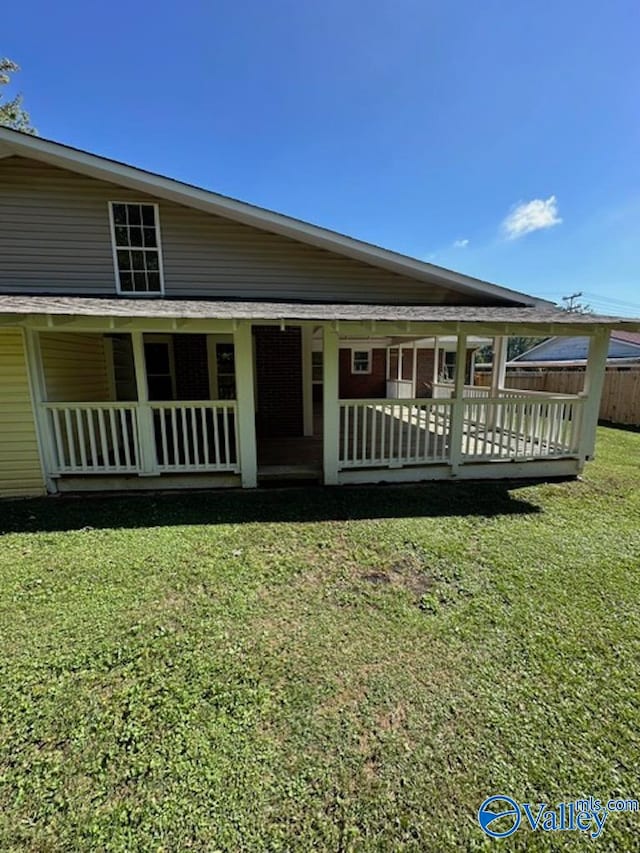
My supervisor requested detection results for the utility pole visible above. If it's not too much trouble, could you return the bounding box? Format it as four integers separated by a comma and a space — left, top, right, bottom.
561, 292, 591, 314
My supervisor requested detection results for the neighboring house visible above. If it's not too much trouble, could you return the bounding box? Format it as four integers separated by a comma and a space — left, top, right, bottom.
0, 127, 638, 498
509, 332, 640, 368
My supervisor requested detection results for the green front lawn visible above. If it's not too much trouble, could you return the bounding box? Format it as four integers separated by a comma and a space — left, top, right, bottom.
1, 426, 639, 851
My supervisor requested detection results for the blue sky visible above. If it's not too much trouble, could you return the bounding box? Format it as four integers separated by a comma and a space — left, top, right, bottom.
3, 0, 640, 315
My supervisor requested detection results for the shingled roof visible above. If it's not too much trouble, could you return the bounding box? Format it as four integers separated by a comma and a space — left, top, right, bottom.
1, 294, 639, 330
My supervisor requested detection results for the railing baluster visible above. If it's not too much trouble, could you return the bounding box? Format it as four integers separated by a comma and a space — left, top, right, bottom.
222, 405, 231, 467
178, 408, 187, 466
75, 408, 87, 470
87, 410, 98, 469
341, 404, 348, 464
158, 409, 168, 468
64, 409, 76, 469
120, 408, 132, 468
352, 404, 358, 465
212, 406, 221, 466
363, 404, 369, 464
97, 409, 109, 470
108, 409, 121, 468
51, 408, 64, 471
169, 408, 178, 468
201, 407, 210, 466
371, 404, 378, 464
190, 407, 200, 467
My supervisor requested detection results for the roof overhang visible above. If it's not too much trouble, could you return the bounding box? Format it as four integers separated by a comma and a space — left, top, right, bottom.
1, 295, 639, 338
0, 126, 552, 308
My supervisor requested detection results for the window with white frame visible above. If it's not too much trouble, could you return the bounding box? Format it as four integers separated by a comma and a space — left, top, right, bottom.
351, 349, 372, 374
109, 202, 164, 294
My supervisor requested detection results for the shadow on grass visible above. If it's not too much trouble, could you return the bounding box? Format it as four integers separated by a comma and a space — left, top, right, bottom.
598, 420, 640, 434
0, 480, 550, 534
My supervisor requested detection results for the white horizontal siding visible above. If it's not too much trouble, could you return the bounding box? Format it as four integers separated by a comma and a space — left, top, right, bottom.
0, 329, 46, 497
0, 157, 475, 304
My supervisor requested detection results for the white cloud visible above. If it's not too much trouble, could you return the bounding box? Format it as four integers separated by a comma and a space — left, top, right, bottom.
502, 195, 562, 239
453, 238, 469, 248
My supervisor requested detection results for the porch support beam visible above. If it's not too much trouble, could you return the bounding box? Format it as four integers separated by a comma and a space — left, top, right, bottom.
449, 332, 468, 474
130, 331, 158, 476
412, 341, 418, 397
315, 321, 609, 338
23, 328, 58, 493
22, 316, 238, 334
322, 324, 340, 485
301, 326, 314, 437
15, 315, 629, 339
491, 336, 508, 394
234, 322, 258, 488
432, 336, 440, 385
579, 329, 610, 461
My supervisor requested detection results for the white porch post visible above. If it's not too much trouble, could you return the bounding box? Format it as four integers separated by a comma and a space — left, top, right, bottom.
23, 328, 58, 493
449, 331, 467, 473
234, 321, 258, 488
491, 336, 508, 395
131, 331, 158, 476
578, 328, 610, 462
322, 324, 340, 485
412, 341, 418, 397
302, 325, 314, 437
432, 336, 440, 385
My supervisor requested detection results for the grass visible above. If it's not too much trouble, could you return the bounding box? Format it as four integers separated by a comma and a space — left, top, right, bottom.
0, 425, 639, 851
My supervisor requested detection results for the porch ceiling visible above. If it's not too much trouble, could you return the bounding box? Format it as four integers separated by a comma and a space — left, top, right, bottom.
1, 294, 639, 334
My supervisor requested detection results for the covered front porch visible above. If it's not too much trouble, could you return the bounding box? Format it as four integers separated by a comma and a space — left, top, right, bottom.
13, 303, 613, 492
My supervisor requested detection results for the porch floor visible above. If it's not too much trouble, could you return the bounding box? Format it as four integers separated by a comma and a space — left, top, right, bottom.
257, 404, 323, 475
257, 400, 577, 472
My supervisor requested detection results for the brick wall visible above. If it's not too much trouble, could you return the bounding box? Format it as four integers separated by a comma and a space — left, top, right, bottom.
254, 326, 303, 436
173, 334, 210, 400
416, 349, 435, 397
339, 346, 450, 398
339, 347, 387, 398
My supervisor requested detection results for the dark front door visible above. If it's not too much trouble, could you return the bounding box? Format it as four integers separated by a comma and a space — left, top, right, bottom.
254, 326, 303, 438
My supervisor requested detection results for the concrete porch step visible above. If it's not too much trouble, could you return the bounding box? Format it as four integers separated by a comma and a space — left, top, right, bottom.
257, 464, 322, 483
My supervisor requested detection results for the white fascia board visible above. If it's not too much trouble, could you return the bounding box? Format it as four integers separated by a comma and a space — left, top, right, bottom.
0, 127, 551, 308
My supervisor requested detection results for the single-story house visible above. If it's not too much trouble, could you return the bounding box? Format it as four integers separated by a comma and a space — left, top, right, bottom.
1, 126, 639, 497
508, 331, 640, 369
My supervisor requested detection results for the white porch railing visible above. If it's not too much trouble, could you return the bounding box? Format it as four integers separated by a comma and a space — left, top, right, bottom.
432, 382, 491, 399
339, 399, 452, 468
44, 403, 139, 474
338, 394, 583, 470
463, 396, 584, 460
151, 402, 238, 472
44, 401, 239, 476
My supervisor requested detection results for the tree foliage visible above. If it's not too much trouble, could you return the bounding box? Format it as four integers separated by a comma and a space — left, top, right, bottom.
476, 336, 547, 364
0, 59, 35, 134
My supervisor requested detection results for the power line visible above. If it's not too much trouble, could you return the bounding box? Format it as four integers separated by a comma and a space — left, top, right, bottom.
581, 291, 640, 311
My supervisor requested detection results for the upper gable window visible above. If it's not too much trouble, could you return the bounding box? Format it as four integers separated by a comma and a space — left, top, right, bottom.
109, 202, 164, 295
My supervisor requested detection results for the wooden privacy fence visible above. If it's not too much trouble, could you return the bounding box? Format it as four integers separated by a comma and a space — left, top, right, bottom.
475, 369, 640, 426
